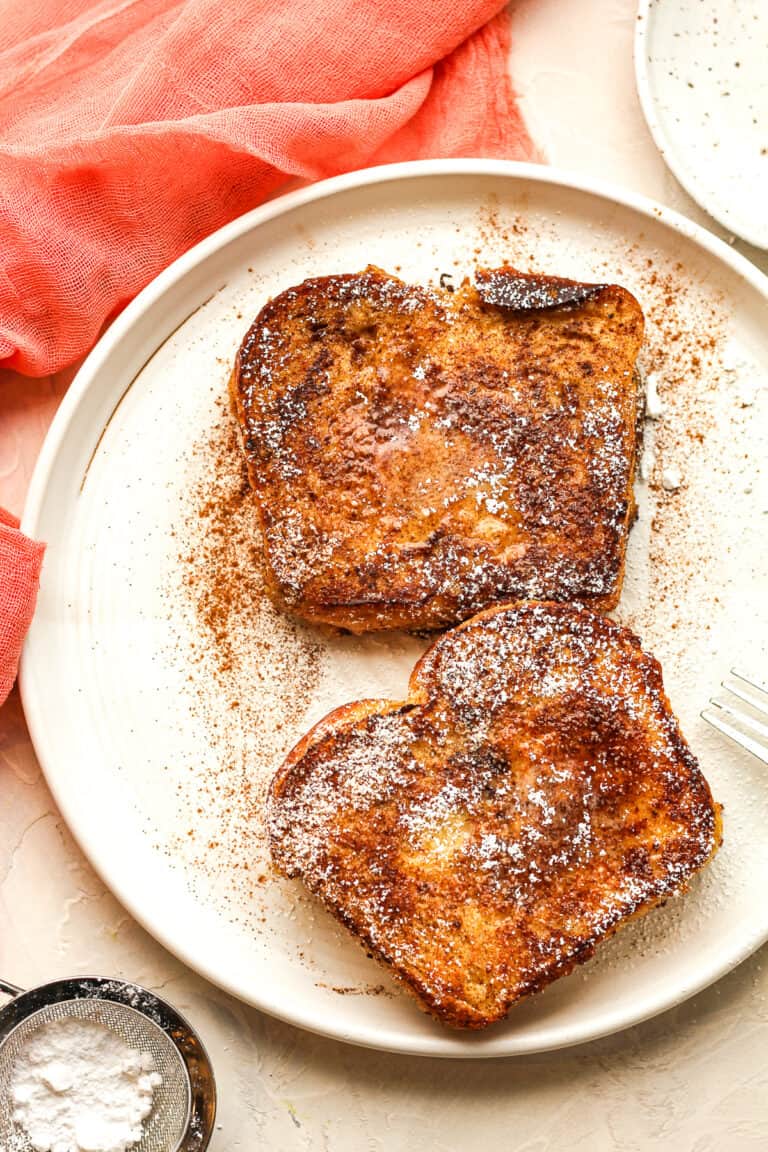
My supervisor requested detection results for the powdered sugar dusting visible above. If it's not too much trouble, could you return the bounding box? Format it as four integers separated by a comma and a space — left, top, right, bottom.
234, 266, 644, 630
269, 603, 719, 1024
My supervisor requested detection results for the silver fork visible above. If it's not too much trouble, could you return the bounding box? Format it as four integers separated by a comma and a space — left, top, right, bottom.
702, 670, 768, 764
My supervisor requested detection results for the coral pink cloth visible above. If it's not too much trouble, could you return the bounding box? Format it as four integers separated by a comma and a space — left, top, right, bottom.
0, 0, 535, 700
0, 508, 45, 706
0, 0, 534, 378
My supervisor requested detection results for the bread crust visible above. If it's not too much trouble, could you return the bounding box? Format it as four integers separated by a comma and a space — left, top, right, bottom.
231, 267, 645, 632
268, 602, 722, 1029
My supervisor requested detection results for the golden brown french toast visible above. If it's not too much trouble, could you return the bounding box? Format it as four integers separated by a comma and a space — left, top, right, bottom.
268, 602, 721, 1029
231, 266, 645, 633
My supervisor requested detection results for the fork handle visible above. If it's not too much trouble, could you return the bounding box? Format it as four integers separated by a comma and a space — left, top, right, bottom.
0, 977, 23, 999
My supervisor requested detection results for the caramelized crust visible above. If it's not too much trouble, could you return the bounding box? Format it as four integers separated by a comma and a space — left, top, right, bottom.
231, 267, 645, 632
268, 603, 721, 1029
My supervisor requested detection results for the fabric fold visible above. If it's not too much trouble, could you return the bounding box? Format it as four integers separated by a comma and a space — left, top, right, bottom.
0, 0, 534, 375
0, 508, 45, 705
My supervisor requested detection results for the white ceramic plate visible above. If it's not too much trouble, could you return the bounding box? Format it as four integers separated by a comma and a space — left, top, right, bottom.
21, 160, 768, 1057
635, 0, 768, 249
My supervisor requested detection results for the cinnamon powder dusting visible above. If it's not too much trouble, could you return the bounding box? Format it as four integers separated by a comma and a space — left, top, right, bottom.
621, 251, 728, 645
466, 203, 735, 664
166, 392, 322, 923
157, 201, 758, 986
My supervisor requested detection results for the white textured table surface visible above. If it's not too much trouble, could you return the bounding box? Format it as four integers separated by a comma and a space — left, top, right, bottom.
1, 0, 767, 1147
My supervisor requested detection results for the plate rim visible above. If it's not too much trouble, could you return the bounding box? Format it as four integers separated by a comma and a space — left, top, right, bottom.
634, 0, 768, 250
19, 158, 768, 1057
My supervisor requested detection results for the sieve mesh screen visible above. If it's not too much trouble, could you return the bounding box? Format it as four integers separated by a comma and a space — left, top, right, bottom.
0, 997, 189, 1151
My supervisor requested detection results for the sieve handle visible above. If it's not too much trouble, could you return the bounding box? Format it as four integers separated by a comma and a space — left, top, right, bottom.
0, 978, 23, 1000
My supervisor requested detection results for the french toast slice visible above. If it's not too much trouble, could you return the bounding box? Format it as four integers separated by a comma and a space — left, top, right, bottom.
231, 266, 645, 633
268, 602, 721, 1029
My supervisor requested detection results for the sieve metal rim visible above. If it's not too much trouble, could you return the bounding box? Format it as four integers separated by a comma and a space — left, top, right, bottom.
0, 975, 216, 1151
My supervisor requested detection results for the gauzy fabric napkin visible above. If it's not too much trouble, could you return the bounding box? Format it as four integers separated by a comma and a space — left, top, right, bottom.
0, 0, 536, 701
0, 0, 534, 376
0, 509, 44, 706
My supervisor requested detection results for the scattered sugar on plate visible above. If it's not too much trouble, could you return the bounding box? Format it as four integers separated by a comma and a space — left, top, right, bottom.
644, 370, 665, 419
639, 439, 656, 482
9, 1018, 161, 1152
661, 466, 683, 492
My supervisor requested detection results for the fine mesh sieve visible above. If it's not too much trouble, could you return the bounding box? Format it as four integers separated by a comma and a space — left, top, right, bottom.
0, 976, 216, 1151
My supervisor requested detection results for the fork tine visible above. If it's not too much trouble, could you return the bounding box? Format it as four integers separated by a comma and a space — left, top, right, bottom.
721, 676, 768, 720
702, 707, 768, 765
710, 699, 768, 741
731, 668, 768, 697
